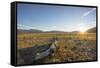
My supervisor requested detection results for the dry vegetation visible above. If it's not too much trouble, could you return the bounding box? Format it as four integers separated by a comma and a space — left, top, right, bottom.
17, 32, 96, 63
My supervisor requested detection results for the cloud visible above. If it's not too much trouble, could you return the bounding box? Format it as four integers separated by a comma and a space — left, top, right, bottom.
17, 24, 34, 29
51, 26, 57, 28
81, 8, 96, 19
77, 23, 84, 26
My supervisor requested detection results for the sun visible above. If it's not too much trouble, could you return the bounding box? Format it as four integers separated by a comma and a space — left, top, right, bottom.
77, 23, 87, 33
79, 27, 87, 34
80, 29, 86, 33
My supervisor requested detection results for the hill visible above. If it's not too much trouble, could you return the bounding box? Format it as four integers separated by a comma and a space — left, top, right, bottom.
17, 29, 43, 33
86, 27, 96, 33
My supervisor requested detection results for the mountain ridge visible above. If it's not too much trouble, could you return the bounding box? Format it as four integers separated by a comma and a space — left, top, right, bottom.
17, 27, 96, 33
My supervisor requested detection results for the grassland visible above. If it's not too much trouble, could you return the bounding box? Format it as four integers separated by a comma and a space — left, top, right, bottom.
17, 32, 96, 63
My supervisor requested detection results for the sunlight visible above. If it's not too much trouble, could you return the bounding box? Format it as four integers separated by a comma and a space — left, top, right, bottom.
79, 26, 87, 34
80, 29, 86, 33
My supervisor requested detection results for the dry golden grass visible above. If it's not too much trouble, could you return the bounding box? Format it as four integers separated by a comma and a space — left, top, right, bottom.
17, 32, 96, 63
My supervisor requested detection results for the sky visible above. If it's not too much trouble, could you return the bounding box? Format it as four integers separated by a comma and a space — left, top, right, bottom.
17, 3, 96, 32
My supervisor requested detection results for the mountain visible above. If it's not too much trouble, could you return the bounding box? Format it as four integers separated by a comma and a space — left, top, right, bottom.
17, 29, 43, 33
18, 27, 96, 34
86, 27, 96, 33
70, 31, 80, 34
17, 29, 66, 33
46, 31, 65, 33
